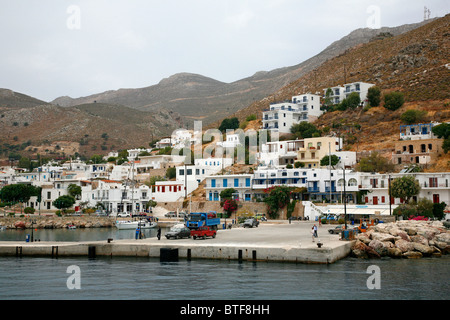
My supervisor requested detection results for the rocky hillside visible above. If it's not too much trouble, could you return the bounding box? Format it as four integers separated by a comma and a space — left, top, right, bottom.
230, 15, 450, 159
0, 97, 184, 159
52, 20, 434, 127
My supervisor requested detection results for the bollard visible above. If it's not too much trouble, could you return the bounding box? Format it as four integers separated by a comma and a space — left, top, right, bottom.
160, 248, 178, 262
187, 249, 191, 261
51, 246, 58, 258
88, 246, 96, 259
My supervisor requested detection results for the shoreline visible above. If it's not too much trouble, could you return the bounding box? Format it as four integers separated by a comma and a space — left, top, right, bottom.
0, 219, 448, 264
0, 222, 353, 264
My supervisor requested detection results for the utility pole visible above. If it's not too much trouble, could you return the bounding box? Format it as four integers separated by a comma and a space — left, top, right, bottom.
343, 163, 347, 230
329, 142, 332, 204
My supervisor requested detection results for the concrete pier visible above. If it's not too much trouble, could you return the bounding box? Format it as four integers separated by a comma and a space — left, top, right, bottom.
0, 222, 355, 264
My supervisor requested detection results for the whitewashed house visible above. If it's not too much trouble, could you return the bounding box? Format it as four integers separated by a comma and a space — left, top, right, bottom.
324, 82, 374, 107
205, 174, 253, 202
262, 93, 322, 134
359, 172, 450, 206
82, 180, 151, 215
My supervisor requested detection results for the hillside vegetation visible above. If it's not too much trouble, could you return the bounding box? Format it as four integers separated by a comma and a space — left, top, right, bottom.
229, 15, 450, 170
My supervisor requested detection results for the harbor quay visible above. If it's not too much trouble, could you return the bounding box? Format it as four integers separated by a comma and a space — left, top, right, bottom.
0, 222, 354, 264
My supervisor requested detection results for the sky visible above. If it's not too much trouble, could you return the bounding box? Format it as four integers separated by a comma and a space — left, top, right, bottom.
0, 0, 448, 102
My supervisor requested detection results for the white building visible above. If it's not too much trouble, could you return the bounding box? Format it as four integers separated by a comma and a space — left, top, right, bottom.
82, 180, 151, 215
151, 180, 195, 203
359, 172, 450, 206
262, 93, 322, 134
127, 148, 152, 161
205, 174, 253, 202
323, 82, 374, 106
399, 122, 441, 141
216, 133, 242, 148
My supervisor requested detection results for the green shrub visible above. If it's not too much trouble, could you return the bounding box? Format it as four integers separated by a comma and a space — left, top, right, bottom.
24, 207, 35, 214
384, 92, 405, 111
400, 109, 427, 124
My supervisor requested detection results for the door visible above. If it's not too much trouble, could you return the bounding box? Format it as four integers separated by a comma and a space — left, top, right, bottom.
373, 196, 378, 205
433, 194, 440, 204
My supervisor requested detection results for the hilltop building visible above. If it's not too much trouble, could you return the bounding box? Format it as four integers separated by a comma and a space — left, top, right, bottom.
262, 93, 322, 134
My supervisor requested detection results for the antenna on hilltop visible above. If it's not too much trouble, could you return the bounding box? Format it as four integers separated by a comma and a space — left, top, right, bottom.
424, 6, 431, 21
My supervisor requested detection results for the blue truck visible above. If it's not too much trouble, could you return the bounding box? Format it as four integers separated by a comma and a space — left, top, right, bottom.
186, 211, 220, 230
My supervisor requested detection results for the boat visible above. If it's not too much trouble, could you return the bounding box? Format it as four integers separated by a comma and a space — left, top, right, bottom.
115, 219, 157, 230
67, 225, 76, 230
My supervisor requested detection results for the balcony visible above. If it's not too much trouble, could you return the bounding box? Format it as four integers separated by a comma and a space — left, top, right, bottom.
308, 187, 320, 193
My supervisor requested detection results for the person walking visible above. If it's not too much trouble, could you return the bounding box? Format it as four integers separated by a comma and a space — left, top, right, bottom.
311, 226, 315, 242
313, 224, 318, 238
157, 227, 161, 240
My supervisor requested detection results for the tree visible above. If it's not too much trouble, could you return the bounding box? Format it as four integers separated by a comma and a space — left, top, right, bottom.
367, 86, 381, 107
220, 188, 237, 200
356, 152, 394, 173
166, 167, 176, 179
90, 154, 105, 164
290, 122, 320, 139
294, 161, 304, 168
323, 88, 334, 108
219, 117, 239, 132
431, 123, 450, 139
432, 123, 450, 154
222, 198, 238, 218
432, 202, 446, 220
53, 195, 76, 214
390, 176, 420, 204
264, 186, 293, 219
0, 184, 39, 207
383, 92, 405, 111
320, 155, 340, 168
400, 109, 427, 125
68, 184, 82, 200
346, 92, 361, 109
415, 198, 434, 218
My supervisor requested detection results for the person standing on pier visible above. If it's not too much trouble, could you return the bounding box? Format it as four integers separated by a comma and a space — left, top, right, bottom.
157, 227, 161, 240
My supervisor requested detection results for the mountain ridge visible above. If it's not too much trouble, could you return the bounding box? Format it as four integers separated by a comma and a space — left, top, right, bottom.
49, 19, 436, 126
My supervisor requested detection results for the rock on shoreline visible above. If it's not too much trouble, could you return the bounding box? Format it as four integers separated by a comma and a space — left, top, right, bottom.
0, 216, 115, 229
351, 220, 450, 259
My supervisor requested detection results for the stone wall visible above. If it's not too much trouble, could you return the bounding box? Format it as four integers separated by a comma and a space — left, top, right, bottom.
156, 200, 305, 219
0, 216, 115, 229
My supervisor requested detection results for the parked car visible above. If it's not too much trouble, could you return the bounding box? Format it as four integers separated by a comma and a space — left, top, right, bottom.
165, 225, 191, 239
328, 225, 345, 234
132, 212, 147, 218
117, 212, 131, 218
178, 211, 188, 218
165, 211, 177, 218
191, 226, 216, 239
328, 225, 359, 234
243, 218, 259, 228
96, 212, 108, 217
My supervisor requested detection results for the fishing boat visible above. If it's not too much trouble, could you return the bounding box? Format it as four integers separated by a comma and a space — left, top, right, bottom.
67, 225, 76, 230
115, 219, 157, 230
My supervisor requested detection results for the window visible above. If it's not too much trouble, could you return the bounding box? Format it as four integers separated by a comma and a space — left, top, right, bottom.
223, 179, 228, 188
348, 178, 357, 186
234, 178, 239, 187
429, 178, 438, 188
245, 178, 250, 187
211, 179, 216, 188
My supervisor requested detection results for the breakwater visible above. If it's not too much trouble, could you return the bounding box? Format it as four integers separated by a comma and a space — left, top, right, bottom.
351, 220, 450, 259
0, 216, 115, 229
